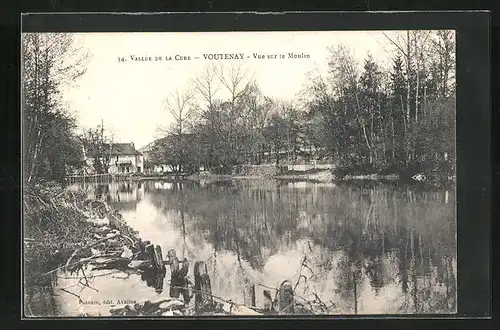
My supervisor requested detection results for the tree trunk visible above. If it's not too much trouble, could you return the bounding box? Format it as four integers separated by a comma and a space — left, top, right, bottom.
406, 30, 412, 126
415, 35, 420, 124
391, 107, 396, 161
354, 90, 373, 165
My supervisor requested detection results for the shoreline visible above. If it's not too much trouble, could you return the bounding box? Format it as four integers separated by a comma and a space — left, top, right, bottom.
127, 171, 454, 188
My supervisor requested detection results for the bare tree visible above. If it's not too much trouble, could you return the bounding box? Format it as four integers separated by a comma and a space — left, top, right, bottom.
103, 125, 117, 173
381, 31, 413, 126
192, 63, 221, 113
213, 62, 256, 165
214, 62, 254, 112
164, 88, 196, 172
79, 123, 115, 174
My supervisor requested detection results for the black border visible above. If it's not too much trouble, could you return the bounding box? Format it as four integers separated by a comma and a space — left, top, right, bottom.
2, 8, 493, 329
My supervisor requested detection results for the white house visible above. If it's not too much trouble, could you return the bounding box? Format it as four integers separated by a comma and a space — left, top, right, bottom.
105, 143, 144, 174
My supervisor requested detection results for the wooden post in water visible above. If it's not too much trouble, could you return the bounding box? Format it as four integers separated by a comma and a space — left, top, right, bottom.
243, 282, 256, 307
145, 244, 155, 265
167, 249, 179, 275
180, 258, 189, 277
194, 261, 213, 313
278, 280, 294, 314
153, 245, 165, 272
263, 290, 273, 313
179, 258, 190, 302
139, 243, 166, 294
250, 284, 256, 307
168, 249, 181, 298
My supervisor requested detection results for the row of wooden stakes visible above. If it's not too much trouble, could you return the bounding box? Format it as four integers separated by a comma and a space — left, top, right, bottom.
142, 244, 295, 315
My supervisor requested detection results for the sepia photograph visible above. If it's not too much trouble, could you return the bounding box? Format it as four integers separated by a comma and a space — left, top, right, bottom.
22, 28, 457, 317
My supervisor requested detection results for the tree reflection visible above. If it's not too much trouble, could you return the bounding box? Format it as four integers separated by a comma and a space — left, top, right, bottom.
129, 180, 457, 313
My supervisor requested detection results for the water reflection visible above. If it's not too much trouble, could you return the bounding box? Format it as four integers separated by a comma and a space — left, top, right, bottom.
64, 180, 456, 314
90, 182, 144, 211
140, 266, 166, 294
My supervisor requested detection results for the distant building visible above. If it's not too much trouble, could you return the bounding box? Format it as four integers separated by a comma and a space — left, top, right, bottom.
105, 142, 144, 174
83, 142, 144, 174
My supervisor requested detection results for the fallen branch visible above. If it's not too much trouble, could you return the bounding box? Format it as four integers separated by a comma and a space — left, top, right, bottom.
65, 233, 119, 268
78, 266, 98, 292
311, 291, 329, 311
42, 254, 108, 276
58, 270, 121, 279
294, 274, 307, 292
118, 233, 135, 246
59, 288, 83, 303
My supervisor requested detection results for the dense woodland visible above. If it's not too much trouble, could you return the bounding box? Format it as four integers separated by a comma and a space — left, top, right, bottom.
148, 30, 456, 180
22, 31, 456, 183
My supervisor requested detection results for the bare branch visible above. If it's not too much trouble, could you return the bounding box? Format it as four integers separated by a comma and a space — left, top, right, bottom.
381, 31, 408, 57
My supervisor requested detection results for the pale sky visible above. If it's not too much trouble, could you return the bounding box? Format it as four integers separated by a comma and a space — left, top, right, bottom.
62, 31, 407, 149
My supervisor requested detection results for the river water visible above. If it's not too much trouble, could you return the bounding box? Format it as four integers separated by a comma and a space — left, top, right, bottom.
51, 179, 456, 316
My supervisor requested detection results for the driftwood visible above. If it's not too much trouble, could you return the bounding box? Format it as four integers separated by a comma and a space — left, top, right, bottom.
90, 257, 134, 271
42, 234, 121, 276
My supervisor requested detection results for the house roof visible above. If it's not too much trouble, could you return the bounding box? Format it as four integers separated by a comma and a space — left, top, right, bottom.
104, 143, 142, 156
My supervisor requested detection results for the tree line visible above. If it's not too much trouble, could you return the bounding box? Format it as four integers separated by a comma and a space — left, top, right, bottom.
22, 31, 455, 182
22, 33, 89, 183
149, 30, 455, 180
22, 33, 121, 180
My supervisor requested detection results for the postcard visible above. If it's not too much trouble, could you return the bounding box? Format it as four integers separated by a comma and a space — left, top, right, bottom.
22, 18, 459, 317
